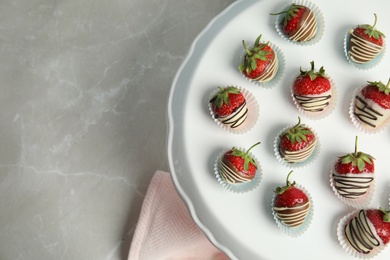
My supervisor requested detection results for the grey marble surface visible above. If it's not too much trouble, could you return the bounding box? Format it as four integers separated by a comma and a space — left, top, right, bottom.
0, 0, 234, 259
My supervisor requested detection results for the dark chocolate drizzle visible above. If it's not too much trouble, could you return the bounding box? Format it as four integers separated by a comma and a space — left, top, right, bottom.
294, 94, 331, 112
344, 210, 380, 254
354, 95, 383, 128
214, 101, 248, 128
332, 174, 373, 199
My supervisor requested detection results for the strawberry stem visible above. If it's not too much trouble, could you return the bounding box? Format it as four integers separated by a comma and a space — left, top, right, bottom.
354, 136, 358, 156
275, 170, 296, 194
245, 141, 261, 157
372, 13, 378, 30
285, 170, 294, 186
387, 78, 390, 88
310, 61, 315, 71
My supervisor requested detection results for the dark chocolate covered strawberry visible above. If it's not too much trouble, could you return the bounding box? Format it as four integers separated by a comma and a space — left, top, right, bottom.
332, 136, 375, 202
278, 117, 317, 164
343, 208, 390, 255
270, 3, 317, 42
209, 86, 248, 129
238, 34, 278, 83
220, 142, 260, 184
292, 61, 332, 113
354, 79, 390, 129
273, 170, 311, 227
348, 14, 385, 64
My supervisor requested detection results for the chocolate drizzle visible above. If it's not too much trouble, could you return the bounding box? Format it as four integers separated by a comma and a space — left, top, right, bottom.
288, 7, 317, 42
332, 174, 373, 199
348, 30, 383, 64
354, 95, 383, 128
294, 93, 331, 112
273, 201, 310, 227
253, 52, 278, 83
279, 139, 316, 164
220, 158, 252, 184
344, 210, 380, 254
214, 101, 248, 128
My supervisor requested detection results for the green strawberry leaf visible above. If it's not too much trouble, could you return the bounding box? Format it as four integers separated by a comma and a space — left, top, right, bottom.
238, 35, 271, 74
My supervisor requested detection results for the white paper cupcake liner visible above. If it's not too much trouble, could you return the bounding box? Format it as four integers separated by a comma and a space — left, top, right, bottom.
272, 0, 324, 46
344, 29, 386, 70
330, 159, 375, 208
208, 86, 259, 134
349, 85, 390, 134
291, 71, 337, 120
273, 123, 320, 168
239, 41, 286, 89
214, 148, 262, 194
337, 209, 387, 259
271, 183, 314, 237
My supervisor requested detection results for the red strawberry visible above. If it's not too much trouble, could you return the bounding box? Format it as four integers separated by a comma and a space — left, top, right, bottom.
352, 14, 384, 47
366, 208, 390, 245
273, 171, 310, 227
293, 61, 331, 95
334, 136, 375, 174
361, 79, 390, 109
220, 142, 260, 183
353, 79, 390, 129
209, 86, 245, 116
344, 208, 390, 254
348, 14, 385, 64
332, 136, 375, 201
238, 35, 277, 83
270, 4, 317, 42
279, 117, 316, 164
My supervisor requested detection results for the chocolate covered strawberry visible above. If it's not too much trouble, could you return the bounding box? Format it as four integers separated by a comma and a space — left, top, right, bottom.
270, 4, 317, 42
343, 208, 390, 255
209, 86, 248, 129
220, 142, 260, 184
278, 117, 317, 164
354, 79, 390, 129
332, 136, 375, 202
292, 61, 332, 113
273, 170, 311, 227
348, 14, 385, 64
238, 34, 278, 83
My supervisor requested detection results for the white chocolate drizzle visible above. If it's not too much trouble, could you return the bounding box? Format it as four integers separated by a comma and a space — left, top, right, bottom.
289, 10, 317, 42
220, 160, 251, 184
280, 139, 316, 163
273, 201, 310, 227
348, 29, 383, 64
253, 54, 278, 83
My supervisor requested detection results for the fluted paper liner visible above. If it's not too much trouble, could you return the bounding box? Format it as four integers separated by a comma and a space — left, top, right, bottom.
208, 86, 259, 134
214, 147, 262, 194
271, 183, 314, 237
272, 0, 324, 46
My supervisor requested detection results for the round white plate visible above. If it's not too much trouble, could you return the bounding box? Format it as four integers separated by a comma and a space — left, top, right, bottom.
168, 0, 390, 259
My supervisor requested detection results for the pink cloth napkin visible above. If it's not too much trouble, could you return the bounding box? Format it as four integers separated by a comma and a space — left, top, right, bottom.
128, 170, 228, 260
